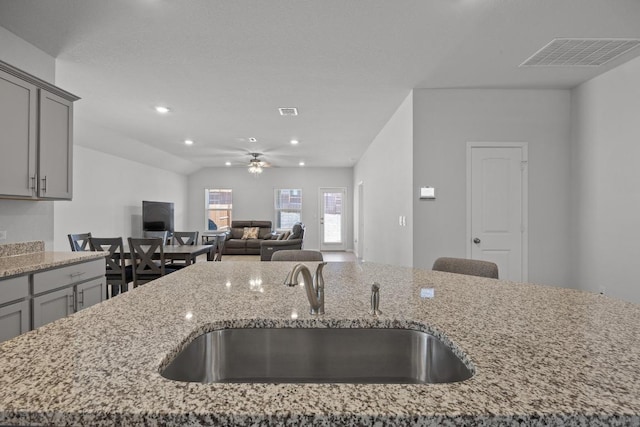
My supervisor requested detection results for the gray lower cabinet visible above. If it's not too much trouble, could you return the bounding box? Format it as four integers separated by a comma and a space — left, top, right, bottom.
0, 275, 30, 343
30, 278, 104, 329
31, 259, 105, 329
32, 287, 75, 329
76, 278, 105, 311
0, 300, 30, 343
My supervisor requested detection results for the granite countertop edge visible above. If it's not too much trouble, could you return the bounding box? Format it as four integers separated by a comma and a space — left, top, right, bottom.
0, 251, 106, 278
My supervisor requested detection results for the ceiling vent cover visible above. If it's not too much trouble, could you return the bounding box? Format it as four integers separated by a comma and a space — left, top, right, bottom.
278, 107, 298, 116
520, 38, 640, 67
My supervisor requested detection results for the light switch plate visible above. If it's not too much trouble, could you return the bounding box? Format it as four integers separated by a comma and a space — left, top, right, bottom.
420, 187, 435, 199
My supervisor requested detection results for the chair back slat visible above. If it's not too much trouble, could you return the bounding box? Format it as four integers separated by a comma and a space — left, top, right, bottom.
68, 233, 92, 251
89, 237, 132, 298
128, 237, 166, 286
89, 237, 125, 274
172, 231, 199, 246
143, 230, 169, 243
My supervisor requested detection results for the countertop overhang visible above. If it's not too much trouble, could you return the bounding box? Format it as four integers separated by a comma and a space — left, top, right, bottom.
0, 261, 639, 426
0, 241, 106, 278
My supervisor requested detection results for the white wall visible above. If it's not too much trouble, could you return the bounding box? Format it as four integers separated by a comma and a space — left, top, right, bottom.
0, 25, 54, 82
413, 89, 572, 287
188, 167, 353, 251
0, 25, 57, 247
570, 55, 640, 303
353, 92, 414, 267
53, 146, 188, 250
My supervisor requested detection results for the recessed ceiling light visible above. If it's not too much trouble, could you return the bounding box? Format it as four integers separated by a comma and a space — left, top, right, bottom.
155, 106, 170, 114
184, 139, 194, 145
279, 107, 298, 116
290, 139, 299, 145
248, 137, 257, 142
299, 161, 305, 166
225, 161, 231, 166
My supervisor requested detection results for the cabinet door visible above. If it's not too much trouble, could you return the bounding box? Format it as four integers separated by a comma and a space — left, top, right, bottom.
32, 287, 74, 329
0, 70, 37, 198
38, 89, 73, 200
0, 300, 30, 343
76, 278, 105, 311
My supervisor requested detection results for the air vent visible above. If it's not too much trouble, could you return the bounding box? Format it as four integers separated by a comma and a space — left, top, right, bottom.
278, 107, 298, 116
520, 38, 640, 67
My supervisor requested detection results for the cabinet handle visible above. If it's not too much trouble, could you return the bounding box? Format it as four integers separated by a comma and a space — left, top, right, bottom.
41, 176, 47, 193
78, 290, 84, 307
30, 176, 36, 190
69, 293, 75, 312
70, 271, 86, 278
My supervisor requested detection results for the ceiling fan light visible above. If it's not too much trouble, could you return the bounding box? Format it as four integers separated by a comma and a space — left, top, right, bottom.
248, 164, 263, 174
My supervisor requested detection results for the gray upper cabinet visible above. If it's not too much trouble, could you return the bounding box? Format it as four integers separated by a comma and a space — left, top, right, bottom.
0, 60, 79, 200
0, 71, 38, 198
38, 90, 73, 199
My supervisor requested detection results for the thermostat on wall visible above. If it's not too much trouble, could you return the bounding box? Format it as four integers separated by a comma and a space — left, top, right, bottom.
420, 187, 435, 199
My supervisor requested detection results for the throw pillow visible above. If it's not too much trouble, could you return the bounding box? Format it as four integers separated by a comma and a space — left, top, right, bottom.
241, 227, 259, 240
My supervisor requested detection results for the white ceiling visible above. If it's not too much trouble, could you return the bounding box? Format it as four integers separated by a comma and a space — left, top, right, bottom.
1, 0, 639, 174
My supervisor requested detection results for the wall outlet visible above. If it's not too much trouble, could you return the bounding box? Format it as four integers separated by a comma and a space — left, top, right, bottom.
0, 230, 6, 241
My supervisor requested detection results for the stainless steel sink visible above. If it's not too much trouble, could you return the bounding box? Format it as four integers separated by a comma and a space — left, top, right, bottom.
161, 328, 473, 384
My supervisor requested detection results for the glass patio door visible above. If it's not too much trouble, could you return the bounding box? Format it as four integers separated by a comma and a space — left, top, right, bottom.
319, 188, 346, 251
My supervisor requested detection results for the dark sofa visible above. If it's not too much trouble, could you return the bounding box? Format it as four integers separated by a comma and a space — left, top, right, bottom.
222, 220, 273, 255
260, 222, 305, 261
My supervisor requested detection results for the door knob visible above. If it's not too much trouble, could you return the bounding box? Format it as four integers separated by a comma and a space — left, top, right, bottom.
473, 238, 481, 244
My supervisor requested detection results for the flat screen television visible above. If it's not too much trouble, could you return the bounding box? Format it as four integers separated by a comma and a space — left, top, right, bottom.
142, 201, 174, 233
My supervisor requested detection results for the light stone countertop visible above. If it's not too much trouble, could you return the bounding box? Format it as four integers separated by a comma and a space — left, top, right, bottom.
0, 261, 639, 426
0, 241, 106, 278
0, 251, 107, 278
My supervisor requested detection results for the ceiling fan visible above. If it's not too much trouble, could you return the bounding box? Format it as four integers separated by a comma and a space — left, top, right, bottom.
247, 153, 270, 174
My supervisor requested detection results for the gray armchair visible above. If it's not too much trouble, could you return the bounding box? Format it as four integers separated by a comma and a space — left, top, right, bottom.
260, 222, 305, 261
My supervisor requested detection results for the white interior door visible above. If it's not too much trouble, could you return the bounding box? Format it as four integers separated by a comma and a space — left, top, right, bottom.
467, 143, 528, 282
319, 188, 346, 251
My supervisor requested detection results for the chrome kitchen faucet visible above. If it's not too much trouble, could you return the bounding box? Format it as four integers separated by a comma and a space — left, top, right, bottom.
284, 262, 327, 314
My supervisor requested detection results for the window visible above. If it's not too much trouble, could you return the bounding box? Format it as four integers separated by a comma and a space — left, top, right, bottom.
274, 189, 302, 229
205, 189, 232, 230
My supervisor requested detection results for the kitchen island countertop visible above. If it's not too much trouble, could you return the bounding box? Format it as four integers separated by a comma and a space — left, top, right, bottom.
0, 261, 639, 426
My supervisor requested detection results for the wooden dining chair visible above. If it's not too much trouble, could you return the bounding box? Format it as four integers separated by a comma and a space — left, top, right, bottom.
127, 237, 175, 287
143, 230, 170, 244
68, 232, 92, 251
167, 231, 200, 269
432, 257, 499, 279
89, 237, 134, 298
172, 231, 199, 246
271, 250, 324, 262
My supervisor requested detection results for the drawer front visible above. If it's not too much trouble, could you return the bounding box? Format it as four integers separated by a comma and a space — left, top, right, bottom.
33, 259, 104, 295
0, 275, 29, 306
